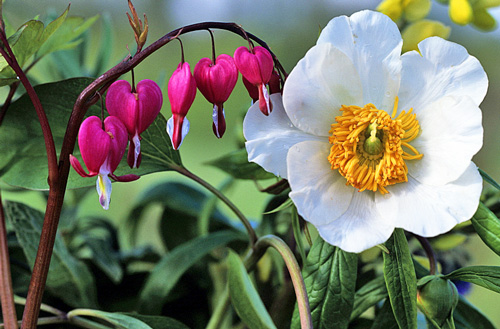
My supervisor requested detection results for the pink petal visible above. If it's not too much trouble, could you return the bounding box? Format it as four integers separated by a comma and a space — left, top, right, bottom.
69, 155, 94, 177
106, 80, 138, 136
234, 46, 273, 85
104, 116, 128, 173
168, 62, 197, 116
194, 55, 238, 105
110, 173, 141, 182
136, 79, 163, 134
78, 116, 110, 174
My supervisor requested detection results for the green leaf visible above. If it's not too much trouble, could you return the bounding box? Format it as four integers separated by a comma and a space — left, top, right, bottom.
291, 237, 358, 329
126, 182, 232, 249
138, 230, 245, 314
120, 313, 190, 329
350, 276, 388, 320
70, 217, 123, 284
471, 202, 500, 257
383, 228, 417, 329
454, 296, 496, 329
4, 201, 97, 307
0, 78, 182, 190
0, 6, 70, 85
37, 14, 99, 59
443, 266, 500, 293
371, 300, 399, 329
206, 148, 275, 180
291, 205, 306, 263
68, 309, 152, 329
479, 168, 500, 190
226, 249, 277, 329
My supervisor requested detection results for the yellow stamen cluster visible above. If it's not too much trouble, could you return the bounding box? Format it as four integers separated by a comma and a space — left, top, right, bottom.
328, 97, 423, 194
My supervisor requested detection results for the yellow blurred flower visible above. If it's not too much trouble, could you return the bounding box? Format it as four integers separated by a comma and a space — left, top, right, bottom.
402, 19, 451, 52
377, 0, 432, 22
448, 0, 500, 30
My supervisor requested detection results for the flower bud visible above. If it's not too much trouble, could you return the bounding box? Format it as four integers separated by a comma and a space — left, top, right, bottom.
194, 54, 238, 138
106, 79, 163, 169
167, 62, 197, 150
234, 46, 274, 115
417, 276, 459, 327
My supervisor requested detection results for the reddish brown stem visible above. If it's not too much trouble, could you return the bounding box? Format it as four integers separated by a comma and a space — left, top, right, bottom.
20, 21, 286, 329
0, 192, 18, 329
0, 33, 58, 187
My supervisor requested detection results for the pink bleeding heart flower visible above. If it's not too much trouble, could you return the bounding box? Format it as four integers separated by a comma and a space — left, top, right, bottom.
194, 54, 238, 138
70, 116, 139, 210
106, 79, 163, 169
234, 46, 274, 115
167, 62, 197, 150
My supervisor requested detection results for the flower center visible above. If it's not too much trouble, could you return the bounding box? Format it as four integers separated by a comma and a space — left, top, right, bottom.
327, 97, 423, 194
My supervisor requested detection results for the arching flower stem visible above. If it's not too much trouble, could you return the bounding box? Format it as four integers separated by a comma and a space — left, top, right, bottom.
171, 164, 258, 246
20, 21, 285, 329
414, 234, 438, 275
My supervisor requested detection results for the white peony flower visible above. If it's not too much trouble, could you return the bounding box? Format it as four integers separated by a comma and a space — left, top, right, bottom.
243, 10, 488, 253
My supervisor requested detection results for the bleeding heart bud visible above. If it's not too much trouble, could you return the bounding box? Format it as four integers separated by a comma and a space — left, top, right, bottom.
167, 62, 197, 150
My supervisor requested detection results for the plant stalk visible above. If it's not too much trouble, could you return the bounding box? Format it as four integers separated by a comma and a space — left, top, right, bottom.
0, 193, 18, 329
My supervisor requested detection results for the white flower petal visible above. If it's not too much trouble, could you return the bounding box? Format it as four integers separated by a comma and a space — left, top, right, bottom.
315, 192, 395, 253
407, 96, 483, 186
283, 43, 362, 137
316, 10, 402, 110
398, 37, 488, 112
377, 163, 482, 237
243, 94, 323, 179
287, 140, 354, 226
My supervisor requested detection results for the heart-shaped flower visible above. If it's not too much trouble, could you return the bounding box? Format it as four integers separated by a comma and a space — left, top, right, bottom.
234, 46, 274, 115
167, 62, 197, 150
70, 116, 139, 209
106, 79, 163, 169
194, 54, 238, 138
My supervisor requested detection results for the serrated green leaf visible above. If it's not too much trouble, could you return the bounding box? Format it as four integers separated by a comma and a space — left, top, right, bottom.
206, 148, 275, 180
371, 300, 399, 329
454, 296, 496, 329
68, 309, 152, 329
443, 266, 500, 293
226, 249, 277, 329
37, 14, 99, 59
138, 230, 245, 314
383, 228, 417, 329
471, 202, 500, 257
120, 313, 190, 329
4, 201, 97, 307
0, 78, 182, 190
350, 276, 388, 320
291, 237, 358, 329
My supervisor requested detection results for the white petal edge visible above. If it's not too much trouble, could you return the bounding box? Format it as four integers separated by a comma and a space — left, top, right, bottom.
316, 10, 403, 110
283, 43, 362, 137
315, 192, 395, 253
406, 95, 483, 186
398, 37, 488, 113
376, 162, 482, 237
243, 94, 323, 179
287, 140, 354, 226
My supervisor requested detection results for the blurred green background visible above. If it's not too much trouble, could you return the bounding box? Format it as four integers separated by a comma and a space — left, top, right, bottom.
3, 0, 500, 326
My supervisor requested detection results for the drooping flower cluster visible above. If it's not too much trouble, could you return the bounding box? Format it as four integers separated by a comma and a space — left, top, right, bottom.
166, 44, 276, 149
71, 79, 163, 209
243, 10, 487, 253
